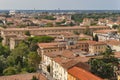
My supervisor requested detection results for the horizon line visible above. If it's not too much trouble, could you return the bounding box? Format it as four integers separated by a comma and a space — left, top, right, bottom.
0, 9, 120, 11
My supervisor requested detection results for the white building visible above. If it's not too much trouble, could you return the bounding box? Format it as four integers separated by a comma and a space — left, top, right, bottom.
9, 10, 16, 15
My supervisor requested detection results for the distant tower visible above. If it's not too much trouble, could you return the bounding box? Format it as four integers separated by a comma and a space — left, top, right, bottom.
33, 8, 36, 13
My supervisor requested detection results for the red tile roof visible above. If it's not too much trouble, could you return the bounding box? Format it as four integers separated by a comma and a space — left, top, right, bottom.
105, 40, 120, 46
79, 34, 92, 38
87, 41, 106, 46
68, 67, 103, 80
114, 52, 120, 58
38, 42, 58, 48
0, 73, 47, 80
78, 40, 106, 46
93, 29, 117, 34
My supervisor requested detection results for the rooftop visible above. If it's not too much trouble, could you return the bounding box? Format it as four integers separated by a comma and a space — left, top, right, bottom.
94, 29, 117, 34
105, 40, 120, 46
68, 67, 103, 80
38, 42, 59, 49
51, 50, 90, 69
114, 52, 120, 58
0, 73, 47, 80
79, 33, 92, 38
44, 49, 76, 59
77, 40, 106, 46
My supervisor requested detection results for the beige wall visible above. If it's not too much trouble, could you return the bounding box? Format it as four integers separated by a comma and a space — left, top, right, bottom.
118, 75, 120, 80
53, 61, 68, 80
89, 45, 106, 55
68, 74, 77, 80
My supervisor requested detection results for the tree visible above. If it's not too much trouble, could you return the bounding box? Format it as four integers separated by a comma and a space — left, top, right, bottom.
102, 46, 113, 58
11, 42, 29, 67
17, 24, 26, 28
25, 31, 31, 36
84, 26, 91, 35
44, 15, 56, 20
28, 36, 54, 43
0, 56, 7, 75
26, 36, 54, 51
89, 47, 118, 79
79, 38, 88, 41
31, 76, 38, 80
3, 67, 18, 75
0, 43, 10, 58
73, 31, 80, 35
45, 23, 53, 27
28, 52, 41, 68
89, 58, 115, 78
112, 25, 120, 29
118, 28, 120, 33
6, 42, 41, 74
69, 22, 75, 26
6, 56, 16, 66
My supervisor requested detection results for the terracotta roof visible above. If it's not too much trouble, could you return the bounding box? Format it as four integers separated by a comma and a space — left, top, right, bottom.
68, 67, 103, 80
75, 56, 90, 63
94, 29, 117, 34
11, 35, 28, 40
62, 59, 81, 69
60, 32, 74, 36
52, 51, 90, 70
0, 27, 4, 30
78, 40, 106, 46
77, 40, 89, 44
75, 62, 90, 71
114, 52, 120, 58
38, 42, 59, 48
44, 51, 61, 58
79, 34, 92, 38
0, 73, 47, 80
87, 41, 106, 46
61, 50, 75, 59
4, 34, 17, 37
105, 40, 120, 46
44, 49, 75, 59
53, 56, 71, 66
53, 56, 80, 70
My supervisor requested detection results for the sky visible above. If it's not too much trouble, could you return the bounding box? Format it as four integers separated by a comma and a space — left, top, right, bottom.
0, 0, 120, 10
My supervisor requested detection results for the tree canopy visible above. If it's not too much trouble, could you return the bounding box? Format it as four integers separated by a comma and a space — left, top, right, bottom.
25, 31, 31, 36
0, 36, 44, 76
89, 47, 118, 79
